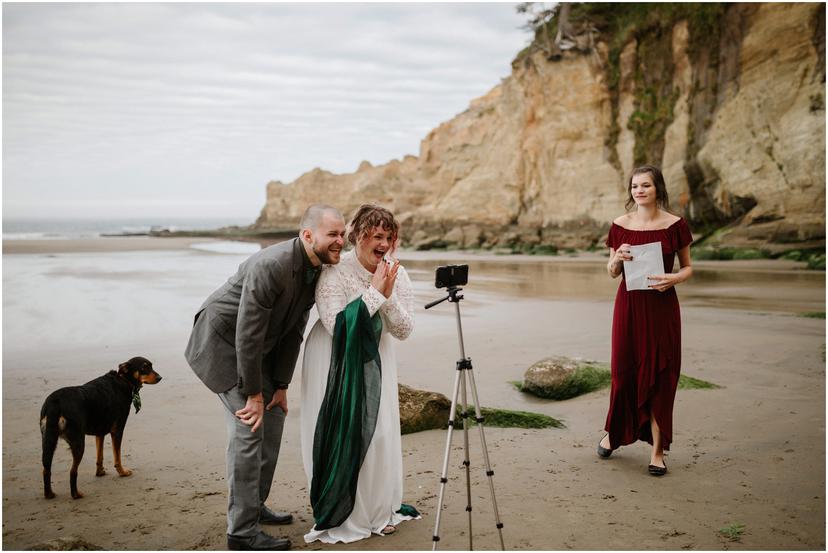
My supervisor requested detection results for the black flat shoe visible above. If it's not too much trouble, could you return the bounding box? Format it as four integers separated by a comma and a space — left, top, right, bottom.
260, 506, 294, 525
597, 436, 613, 458
648, 462, 667, 476
227, 531, 291, 551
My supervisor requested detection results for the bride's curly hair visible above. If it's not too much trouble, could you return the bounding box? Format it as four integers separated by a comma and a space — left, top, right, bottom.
347, 204, 399, 246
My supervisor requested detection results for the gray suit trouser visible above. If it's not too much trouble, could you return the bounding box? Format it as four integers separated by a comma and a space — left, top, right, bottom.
218, 373, 286, 537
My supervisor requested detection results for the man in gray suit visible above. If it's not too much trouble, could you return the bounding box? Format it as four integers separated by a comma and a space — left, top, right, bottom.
185, 204, 345, 551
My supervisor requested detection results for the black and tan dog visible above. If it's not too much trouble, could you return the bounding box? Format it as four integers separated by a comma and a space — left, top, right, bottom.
40, 356, 162, 499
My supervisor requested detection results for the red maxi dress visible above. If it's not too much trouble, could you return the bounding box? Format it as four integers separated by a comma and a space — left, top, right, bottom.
604, 218, 693, 451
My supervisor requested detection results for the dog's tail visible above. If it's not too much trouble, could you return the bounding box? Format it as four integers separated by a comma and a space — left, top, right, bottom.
40, 400, 62, 499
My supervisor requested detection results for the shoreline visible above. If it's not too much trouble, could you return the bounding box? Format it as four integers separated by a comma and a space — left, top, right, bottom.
2, 236, 819, 273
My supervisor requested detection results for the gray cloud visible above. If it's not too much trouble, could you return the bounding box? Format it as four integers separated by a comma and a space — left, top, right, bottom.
3, 2, 530, 219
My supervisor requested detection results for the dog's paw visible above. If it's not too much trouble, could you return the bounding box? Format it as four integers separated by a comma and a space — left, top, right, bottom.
71, 491, 84, 499
44, 490, 56, 499
95, 467, 106, 477
117, 468, 133, 477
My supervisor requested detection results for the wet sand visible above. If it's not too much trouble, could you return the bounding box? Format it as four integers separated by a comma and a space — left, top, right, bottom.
2, 239, 825, 550
2, 236, 217, 255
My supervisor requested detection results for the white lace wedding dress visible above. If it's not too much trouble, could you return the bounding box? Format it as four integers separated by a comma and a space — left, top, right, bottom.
300, 250, 417, 544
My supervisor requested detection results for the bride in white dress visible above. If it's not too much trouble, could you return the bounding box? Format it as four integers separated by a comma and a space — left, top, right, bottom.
300, 204, 418, 544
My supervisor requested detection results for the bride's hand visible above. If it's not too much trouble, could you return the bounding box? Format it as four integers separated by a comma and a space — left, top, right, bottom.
383, 261, 399, 298
371, 258, 389, 296
381, 237, 402, 298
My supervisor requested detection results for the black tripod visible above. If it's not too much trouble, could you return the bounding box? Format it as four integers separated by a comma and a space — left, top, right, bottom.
425, 286, 505, 550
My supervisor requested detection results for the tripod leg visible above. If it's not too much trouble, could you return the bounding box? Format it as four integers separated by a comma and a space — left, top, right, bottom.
466, 367, 506, 550
432, 359, 464, 550
460, 367, 473, 550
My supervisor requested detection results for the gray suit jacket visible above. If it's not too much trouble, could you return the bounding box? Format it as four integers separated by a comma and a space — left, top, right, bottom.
184, 238, 317, 395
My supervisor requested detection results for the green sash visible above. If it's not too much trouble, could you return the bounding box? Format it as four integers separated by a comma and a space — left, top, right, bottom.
311, 298, 383, 530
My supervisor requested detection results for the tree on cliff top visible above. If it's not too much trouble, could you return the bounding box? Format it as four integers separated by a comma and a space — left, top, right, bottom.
517, 2, 575, 60
517, 3, 725, 63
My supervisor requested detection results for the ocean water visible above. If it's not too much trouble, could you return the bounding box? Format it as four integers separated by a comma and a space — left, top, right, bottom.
2, 217, 254, 240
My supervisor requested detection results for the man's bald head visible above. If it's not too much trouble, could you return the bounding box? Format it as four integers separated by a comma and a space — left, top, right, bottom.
299, 204, 342, 232
299, 204, 345, 266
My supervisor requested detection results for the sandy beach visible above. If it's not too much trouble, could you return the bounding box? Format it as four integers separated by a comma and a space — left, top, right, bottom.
2, 238, 824, 550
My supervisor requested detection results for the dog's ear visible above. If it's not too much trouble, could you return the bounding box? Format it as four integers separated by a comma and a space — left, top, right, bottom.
118, 362, 130, 374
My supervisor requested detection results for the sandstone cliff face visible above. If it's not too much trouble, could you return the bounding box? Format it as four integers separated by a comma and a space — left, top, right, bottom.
695, 3, 825, 245
256, 3, 825, 250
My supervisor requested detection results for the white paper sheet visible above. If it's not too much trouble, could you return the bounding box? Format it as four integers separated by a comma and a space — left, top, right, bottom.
622, 241, 666, 291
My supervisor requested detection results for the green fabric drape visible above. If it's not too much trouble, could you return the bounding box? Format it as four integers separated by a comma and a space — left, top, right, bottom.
396, 503, 420, 518
311, 298, 383, 530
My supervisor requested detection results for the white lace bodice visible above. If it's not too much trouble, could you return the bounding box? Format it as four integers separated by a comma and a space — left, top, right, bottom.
315, 250, 415, 340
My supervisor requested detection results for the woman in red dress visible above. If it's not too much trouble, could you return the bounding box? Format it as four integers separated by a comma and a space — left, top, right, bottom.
598, 165, 693, 476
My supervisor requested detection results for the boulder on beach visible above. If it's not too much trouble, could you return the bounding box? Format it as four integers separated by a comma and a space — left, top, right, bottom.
398, 383, 451, 434
519, 356, 611, 400
398, 383, 564, 432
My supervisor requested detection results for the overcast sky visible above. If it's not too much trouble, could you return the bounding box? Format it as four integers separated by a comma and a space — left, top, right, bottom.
3, 3, 530, 221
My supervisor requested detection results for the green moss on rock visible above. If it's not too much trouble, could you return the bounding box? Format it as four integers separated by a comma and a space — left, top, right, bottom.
781, 249, 828, 270
800, 311, 826, 319
677, 374, 720, 389
460, 407, 565, 430
807, 253, 826, 270
399, 384, 564, 433
519, 358, 612, 400
517, 357, 719, 399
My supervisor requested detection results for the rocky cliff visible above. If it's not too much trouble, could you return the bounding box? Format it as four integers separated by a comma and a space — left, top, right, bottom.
255, 3, 825, 251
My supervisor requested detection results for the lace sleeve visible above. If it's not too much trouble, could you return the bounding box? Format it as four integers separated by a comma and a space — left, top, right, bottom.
380, 265, 415, 340
362, 285, 387, 316
315, 266, 347, 336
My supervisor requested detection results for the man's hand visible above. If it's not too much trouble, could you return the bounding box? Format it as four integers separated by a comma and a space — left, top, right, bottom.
235, 393, 265, 432
266, 388, 288, 415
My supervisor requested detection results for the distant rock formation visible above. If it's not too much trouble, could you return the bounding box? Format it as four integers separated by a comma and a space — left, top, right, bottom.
256, 3, 825, 251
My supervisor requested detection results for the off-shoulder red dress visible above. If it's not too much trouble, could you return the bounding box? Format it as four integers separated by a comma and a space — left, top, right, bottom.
603, 218, 693, 450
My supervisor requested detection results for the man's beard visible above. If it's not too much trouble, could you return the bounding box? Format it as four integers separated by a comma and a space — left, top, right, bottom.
313, 242, 341, 265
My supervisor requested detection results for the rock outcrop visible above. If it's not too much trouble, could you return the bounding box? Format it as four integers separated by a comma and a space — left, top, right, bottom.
256, 3, 825, 251
398, 383, 451, 435
520, 356, 610, 400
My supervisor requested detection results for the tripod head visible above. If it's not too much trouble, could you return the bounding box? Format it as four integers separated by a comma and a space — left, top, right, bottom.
425, 264, 468, 310
424, 286, 464, 310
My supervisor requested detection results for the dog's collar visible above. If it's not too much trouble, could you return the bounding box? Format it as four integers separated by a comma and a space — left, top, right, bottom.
126, 379, 143, 414
116, 372, 143, 412
132, 390, 142, 414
